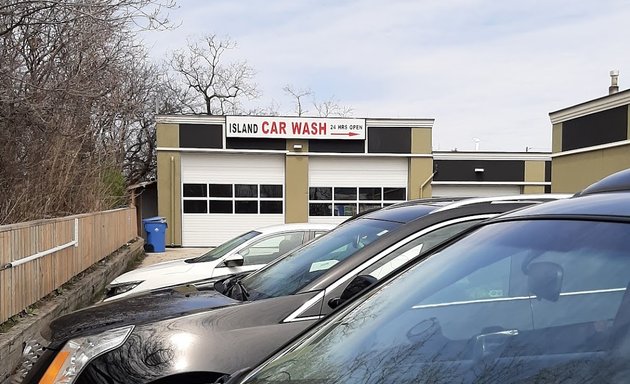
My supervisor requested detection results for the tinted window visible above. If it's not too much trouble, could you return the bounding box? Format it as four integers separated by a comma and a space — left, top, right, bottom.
191, 231, 260, 263
243, 220, 630, 383
241, 218, 400, 300
235, 184, 258, 198
209, 184, 232, 198
261, 185, 283, 198
183, 200, 207, 213
310, 187, 332, 200
235, 201, 257, 214
183, 184, 207, 197
209, 200, 232, 213
260, 201, 283, 214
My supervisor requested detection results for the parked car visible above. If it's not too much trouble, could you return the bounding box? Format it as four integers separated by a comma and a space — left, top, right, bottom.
104, 223, 335, 301
222, 170, 630, 384
21, 195, 565, 384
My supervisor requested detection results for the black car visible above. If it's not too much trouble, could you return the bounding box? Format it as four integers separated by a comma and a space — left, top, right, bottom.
22, 195, 564, 384
223, 170, 630, 384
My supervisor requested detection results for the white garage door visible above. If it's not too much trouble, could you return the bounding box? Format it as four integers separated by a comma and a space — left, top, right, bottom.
432, 184, 522, 198
308, 157, 408, 225
181, 153, 285, 246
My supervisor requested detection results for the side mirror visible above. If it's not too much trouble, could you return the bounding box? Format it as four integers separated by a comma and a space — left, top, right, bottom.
527, 262, 563, 302
223, 254, 244, 268
328, 274, 377, 309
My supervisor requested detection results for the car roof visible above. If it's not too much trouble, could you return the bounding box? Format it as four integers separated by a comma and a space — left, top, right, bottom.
302, 194, 566, 292
500, 192, 630, 220
357, 197, 468, 224
256, 223, 336, 234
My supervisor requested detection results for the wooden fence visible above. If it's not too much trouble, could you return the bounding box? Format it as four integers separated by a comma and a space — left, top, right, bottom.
0, 207, 137, 324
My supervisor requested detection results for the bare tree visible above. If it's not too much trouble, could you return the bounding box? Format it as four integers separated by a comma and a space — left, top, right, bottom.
0, 0, 176, 224
283, 84, 311, 117
166, 34, 259, 115
283, 85, 353, 118
313, 96, 354, 117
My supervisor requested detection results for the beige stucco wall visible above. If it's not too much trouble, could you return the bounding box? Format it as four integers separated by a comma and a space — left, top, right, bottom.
156, 123, 182, 246
523, 160, 546, 194
552, 144, 630, 193
552, 123, 563, 154
408, 127, 433, 199
285, 140, 309, 223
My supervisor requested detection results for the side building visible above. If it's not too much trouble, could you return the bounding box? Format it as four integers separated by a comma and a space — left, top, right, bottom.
550, 72, 630, 193
431, 151, 550, 197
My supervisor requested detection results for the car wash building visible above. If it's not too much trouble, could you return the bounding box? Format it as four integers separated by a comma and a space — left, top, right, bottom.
156, 115, 434, 246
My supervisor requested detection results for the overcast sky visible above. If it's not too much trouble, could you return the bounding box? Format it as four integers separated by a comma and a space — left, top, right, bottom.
141, 0, 630, 152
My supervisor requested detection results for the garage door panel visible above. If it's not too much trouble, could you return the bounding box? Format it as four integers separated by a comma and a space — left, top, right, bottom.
309, 157, 407, 187
308, 157, 408, 224
181, 153, 285, 246
182, 153, 284, 184
182, 215, 284, 247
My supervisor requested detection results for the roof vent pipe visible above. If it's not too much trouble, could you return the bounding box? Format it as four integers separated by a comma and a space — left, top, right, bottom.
609, 70, 619, 95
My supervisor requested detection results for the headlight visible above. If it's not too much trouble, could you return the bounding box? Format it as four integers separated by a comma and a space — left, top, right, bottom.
105, 281, 142, 298
38, 325, 133, 384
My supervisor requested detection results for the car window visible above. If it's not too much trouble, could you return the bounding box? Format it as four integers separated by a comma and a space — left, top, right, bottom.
190, 231, 261, 263
241, 220, 630, 384
241, 218, 399, 300
363, 219, 484, 281
240, 232, 304, 266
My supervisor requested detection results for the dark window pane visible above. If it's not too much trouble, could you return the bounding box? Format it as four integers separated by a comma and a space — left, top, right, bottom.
359, 187, 381, 200
359, 203, 382, 212
384, 188, 406, 201
235, 184, 258, 198
334, 203, 357, 216
209, 184, 232, 198
261, 185, 283, 198
209, 200, 232, 213
261, 201, 283, 214
183, 200, 207, 213
235, 200, 258, 214
309, 187, 332, 200
183, 184, 207, 198
334, 187, 357, 200
309, 203, 332, 216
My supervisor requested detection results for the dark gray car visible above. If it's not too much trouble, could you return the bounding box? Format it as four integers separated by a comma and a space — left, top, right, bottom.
22, 196, 564, 384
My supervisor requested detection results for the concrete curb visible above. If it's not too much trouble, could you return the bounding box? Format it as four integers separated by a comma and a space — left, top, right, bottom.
0, 237, 145, 384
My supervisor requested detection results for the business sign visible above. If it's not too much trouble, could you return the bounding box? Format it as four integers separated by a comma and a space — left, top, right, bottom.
226, 116, 366, 140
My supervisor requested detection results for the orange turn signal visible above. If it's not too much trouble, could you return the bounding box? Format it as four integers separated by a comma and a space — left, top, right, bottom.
38, 351, 70, 384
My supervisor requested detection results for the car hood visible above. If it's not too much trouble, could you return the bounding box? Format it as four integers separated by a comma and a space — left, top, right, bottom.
46, 285, 241, 342
109, 258, 220, 285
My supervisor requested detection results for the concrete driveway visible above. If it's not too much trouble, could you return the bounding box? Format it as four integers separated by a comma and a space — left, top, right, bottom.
140, 247, 212, 268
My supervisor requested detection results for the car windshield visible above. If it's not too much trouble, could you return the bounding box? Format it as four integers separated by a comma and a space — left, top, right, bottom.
188, 231, 261, 263
241, 218, 400, 300
242, 219, 630, 384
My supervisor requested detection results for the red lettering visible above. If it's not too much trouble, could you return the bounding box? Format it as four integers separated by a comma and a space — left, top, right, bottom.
279, 121, 287, 134
270, 121, 278, 134
292, 122, 301, 135
302, 123, 309, 135
318, 123, 326, 135
262, 121, 269, 134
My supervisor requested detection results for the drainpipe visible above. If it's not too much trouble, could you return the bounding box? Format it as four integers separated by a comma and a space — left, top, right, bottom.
170, 156, 176, 246
420, 172, 436, 198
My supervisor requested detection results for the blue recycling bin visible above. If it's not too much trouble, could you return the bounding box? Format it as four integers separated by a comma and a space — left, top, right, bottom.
143, 217, 167, 252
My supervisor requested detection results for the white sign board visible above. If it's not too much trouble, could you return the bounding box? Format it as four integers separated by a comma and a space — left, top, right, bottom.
226, 116, 366, 140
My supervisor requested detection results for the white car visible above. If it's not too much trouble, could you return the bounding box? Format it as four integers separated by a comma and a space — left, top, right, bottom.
104, 223, 334, 301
